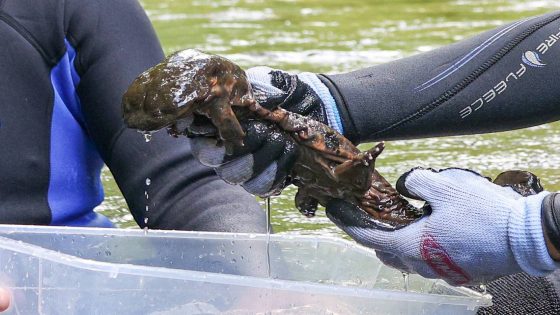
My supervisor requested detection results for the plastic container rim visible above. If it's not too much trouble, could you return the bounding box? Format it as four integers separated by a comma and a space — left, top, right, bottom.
0, 224, 492, 308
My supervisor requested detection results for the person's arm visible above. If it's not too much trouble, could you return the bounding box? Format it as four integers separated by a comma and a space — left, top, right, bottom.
320, 11, 560, 143
317, 11, 560, 285
64, 0, 266, 232
193, 11, 560, 198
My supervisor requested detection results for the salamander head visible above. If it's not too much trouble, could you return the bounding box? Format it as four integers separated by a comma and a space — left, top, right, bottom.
122, 49, 215, 131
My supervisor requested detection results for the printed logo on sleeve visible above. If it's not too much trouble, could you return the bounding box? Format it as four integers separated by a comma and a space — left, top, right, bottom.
459, 27, 560, 119
522, 51, 546, 68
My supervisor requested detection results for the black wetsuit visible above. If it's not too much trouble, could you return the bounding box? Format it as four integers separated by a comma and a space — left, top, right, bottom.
0, 0, 265, 232
321, 11, 560, 144
320, 11, 560, 315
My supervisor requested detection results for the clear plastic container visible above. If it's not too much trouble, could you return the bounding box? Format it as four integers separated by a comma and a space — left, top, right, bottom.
0, 225, 491, 314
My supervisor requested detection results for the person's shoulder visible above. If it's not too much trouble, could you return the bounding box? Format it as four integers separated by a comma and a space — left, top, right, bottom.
1, 0, 65, 65
64, 0, 155, 49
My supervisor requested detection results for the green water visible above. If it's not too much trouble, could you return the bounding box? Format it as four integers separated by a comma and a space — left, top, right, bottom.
98, 0, 560, 236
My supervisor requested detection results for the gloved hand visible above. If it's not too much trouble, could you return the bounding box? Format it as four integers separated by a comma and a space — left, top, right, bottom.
190, 66, 343, 197
326, 168, 559, 285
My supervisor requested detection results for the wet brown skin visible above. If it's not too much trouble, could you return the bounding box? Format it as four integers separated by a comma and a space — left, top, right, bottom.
249, 106, 425, 227
122, 50, 543, 230
493, 170, 543, 197
122, 50, 255, 154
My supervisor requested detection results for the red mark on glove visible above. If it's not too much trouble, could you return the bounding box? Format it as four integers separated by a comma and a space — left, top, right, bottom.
421, 234, 470, 285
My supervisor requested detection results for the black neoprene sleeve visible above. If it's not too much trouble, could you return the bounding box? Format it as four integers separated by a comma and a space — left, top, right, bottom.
65, 0, 266, 232
320, 11, 560, 143
542, 194, 560, 257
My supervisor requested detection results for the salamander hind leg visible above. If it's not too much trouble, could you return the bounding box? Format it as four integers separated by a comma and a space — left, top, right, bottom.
331, 142, 385, 180
359, 142, 385, 166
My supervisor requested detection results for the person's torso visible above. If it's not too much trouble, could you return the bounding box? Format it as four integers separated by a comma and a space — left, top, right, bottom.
0, 0, 110, 227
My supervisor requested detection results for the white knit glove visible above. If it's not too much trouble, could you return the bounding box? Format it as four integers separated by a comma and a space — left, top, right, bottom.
326, 168, 559, 285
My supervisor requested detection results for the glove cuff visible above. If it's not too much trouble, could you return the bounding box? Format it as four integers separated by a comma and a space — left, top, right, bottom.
246, 66, 285, 97
298, 72, 344, 134
509, 191, 559, 276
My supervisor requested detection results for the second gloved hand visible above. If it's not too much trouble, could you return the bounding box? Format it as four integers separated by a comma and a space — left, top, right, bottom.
326, 168, 559, 285
191, 67, 343, 197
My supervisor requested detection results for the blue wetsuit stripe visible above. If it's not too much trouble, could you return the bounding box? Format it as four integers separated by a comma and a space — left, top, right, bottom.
48, 40, 112, 227
415, 18, 531, 92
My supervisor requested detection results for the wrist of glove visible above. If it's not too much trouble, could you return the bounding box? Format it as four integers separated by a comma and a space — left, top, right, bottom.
326, 168, 560, 285
248, 66, 344, 133
190, 67, 343, 197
